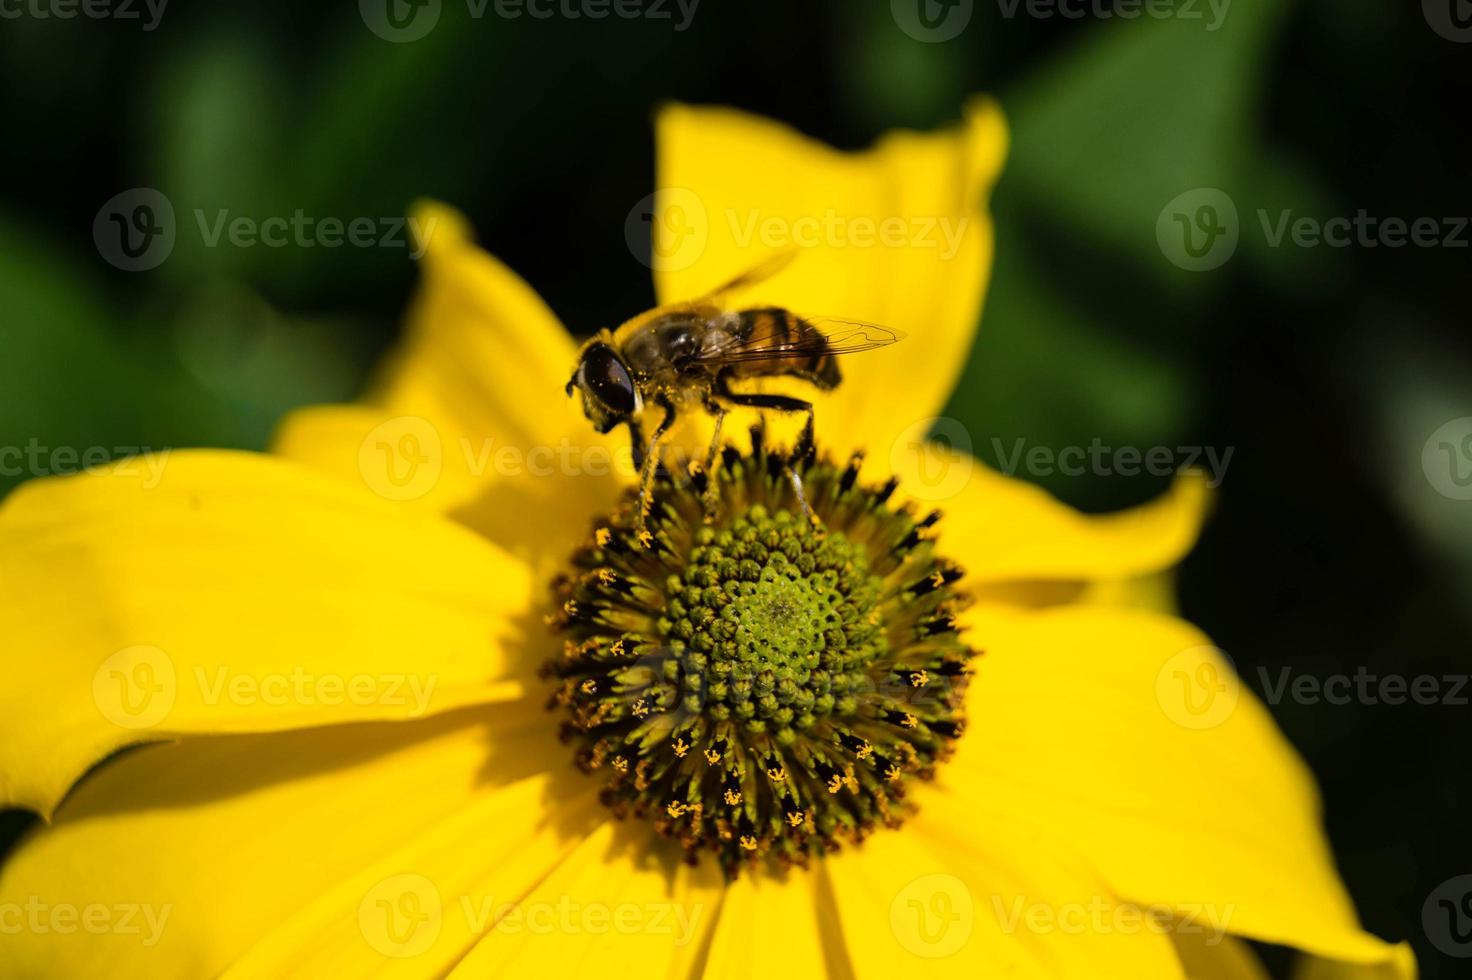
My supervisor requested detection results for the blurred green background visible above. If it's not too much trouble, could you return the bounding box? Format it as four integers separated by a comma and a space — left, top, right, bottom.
2, 1, 1468, 974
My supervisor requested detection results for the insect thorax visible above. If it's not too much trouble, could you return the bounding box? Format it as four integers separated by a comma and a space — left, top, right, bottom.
622, 311, 722, 377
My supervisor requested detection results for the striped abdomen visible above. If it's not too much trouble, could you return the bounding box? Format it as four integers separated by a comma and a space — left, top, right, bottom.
722, 307, 842, 389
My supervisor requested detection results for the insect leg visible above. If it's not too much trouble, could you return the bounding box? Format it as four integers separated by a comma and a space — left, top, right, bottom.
713, 377, 819, 525
699, 392, 727, 518
792, 401, 816, 465
626, 416, 646, 471
635, 395, 678, 547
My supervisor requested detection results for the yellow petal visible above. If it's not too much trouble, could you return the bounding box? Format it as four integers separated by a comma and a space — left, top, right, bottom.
897, 444, 1209, 585
274, 403, 485, 516
273, 403, 621, 580
945, 605, 1411, 975
0, 701, 595, 978
700, 870, 840, 978
384, 199, 583, 453
273, 200, 616, 517
652, 99, 1007, 454
0, 450, 534, 817
821, 812, 1183, 978
446, 820, 723, 979
1075, 570, 1181, 614
1293, 948, 1420, 980
1171, 934, 1272, 980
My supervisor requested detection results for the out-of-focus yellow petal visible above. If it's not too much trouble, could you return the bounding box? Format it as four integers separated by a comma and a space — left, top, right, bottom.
699, 870, 839, 979
945, 605, 1413, 977
0, 702, 598, 978
653, 99, 1007, 455
820, 813, 1183, 978
273, 201, 615, 518
445, 821, 723, 979
383, 200, 584, 453
1170, 934, 1272, 980
0, 450, 534, 818
894, 444, 1209, 585
1293, 948, 1420, 980
1075, 570, 1180, 614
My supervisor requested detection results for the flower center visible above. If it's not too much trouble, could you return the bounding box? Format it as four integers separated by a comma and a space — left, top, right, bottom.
546, 435, 974, 877
671, 510, 883, 733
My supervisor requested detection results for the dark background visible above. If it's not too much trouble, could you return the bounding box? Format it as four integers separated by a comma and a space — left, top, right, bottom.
1, 1, 1468, 975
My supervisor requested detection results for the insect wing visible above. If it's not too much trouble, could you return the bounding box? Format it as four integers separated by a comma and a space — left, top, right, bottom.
608, 249, 800, 339
696, 314, 905, 365
691, 248, 799, 306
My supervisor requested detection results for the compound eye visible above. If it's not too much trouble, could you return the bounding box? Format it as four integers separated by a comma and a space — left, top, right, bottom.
582, 344, 636, 415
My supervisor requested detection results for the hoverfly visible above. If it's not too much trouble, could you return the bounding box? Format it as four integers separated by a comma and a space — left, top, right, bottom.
565, 250, 903, 538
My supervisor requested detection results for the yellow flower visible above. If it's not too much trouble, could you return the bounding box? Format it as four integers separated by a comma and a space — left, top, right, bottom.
0, 102, 1413, 979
